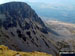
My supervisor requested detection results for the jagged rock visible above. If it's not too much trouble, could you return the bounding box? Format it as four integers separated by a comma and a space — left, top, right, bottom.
0, 2, 58, 56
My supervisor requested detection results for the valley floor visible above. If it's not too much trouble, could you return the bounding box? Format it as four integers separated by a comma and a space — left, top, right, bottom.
45, 20, 75, 52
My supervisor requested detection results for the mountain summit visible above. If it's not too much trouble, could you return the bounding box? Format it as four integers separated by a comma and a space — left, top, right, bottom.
0, 2, 58, 56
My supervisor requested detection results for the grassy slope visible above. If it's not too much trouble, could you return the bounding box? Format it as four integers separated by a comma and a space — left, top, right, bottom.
0, 45, 52, 56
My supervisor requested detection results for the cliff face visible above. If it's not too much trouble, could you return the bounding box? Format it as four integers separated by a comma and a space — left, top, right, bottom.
0, 2, 58, 56
0, 2, 46, 29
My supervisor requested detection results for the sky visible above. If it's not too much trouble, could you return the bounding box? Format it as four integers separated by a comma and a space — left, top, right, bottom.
0, 0, 75, 4
0, 0, 75, 11
0, 0, 75, 23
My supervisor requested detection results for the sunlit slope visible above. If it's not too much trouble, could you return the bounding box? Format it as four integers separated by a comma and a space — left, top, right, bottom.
0, 45, 52, 56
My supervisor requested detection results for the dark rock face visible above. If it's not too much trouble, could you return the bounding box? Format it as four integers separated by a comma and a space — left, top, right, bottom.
0, 2, 46, 30
0, 2, 57, 56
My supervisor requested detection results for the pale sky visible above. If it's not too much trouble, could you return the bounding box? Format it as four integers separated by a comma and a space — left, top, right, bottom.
0, 0, 75, 9
0, 0, 75, 4
0, 0, 75, 23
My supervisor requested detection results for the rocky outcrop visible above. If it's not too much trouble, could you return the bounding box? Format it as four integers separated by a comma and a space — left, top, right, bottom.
0, 2, 58, 56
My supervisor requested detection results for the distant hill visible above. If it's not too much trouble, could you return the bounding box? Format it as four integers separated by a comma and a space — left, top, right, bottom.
45, 20, 75, 52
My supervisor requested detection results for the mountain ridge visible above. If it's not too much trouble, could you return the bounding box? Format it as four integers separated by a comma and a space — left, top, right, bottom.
0, 2, 58, 56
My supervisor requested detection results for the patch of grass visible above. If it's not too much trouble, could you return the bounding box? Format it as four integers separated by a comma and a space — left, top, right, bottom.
70, 30, 75, 34
0, 45, 52, 56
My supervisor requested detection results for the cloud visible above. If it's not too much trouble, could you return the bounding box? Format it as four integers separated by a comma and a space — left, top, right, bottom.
25, 0, 38, 2
39, 4, 52, 9
0, 0, 74, 11
0, 0, 28, 4
38, 3, 74, 11
61, 12, 68, 17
